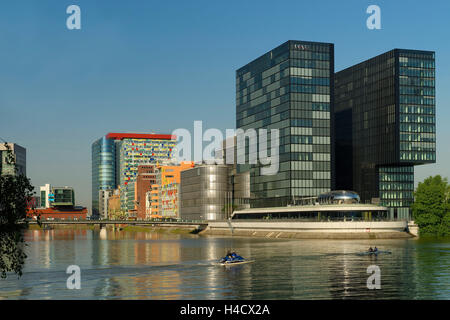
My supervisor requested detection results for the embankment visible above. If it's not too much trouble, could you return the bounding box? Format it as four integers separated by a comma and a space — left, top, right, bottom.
201, 220, 414, 239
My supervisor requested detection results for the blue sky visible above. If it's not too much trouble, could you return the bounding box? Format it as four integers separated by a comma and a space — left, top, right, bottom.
1, 0, 449, 210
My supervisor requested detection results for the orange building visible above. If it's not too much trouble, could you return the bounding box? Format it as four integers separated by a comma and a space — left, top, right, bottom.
135, 165, 157, 220
134, 161, 194, 220
158, 161, 194, 218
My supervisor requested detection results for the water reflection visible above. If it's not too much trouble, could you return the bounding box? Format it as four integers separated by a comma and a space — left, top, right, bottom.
0, 229, 449, 300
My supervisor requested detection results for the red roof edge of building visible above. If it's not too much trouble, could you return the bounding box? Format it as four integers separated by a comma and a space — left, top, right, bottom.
106, 133, 176, 140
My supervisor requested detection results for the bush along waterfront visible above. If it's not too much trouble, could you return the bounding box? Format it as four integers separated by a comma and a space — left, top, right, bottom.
412, 175, 450, 237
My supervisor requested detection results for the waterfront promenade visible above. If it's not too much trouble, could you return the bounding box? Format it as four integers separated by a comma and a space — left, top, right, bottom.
28, 219, 415, 239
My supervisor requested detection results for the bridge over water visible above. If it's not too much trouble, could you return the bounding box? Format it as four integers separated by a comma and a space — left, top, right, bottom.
28, 219, 209, 232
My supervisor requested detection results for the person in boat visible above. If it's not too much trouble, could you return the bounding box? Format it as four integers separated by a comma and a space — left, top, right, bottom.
368, 247, 373, 252
220, 251, 233, 263
374, 247, 378, 252
231, 251, 244, 261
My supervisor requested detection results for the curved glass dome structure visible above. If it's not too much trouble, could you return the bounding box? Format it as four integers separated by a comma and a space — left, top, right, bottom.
317, 190, 360, 204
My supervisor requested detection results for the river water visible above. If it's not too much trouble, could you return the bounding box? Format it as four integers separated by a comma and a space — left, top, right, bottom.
0, 229, 449, 299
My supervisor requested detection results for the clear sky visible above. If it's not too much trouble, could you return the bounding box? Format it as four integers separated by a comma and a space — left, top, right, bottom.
1, 0, 449, 211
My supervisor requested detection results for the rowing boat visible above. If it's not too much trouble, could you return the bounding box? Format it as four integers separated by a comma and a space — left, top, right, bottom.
357, 250, 392, 256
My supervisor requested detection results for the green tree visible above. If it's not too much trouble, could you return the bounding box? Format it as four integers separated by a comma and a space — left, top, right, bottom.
0, 143, 37, 278
412, 175, 450, 237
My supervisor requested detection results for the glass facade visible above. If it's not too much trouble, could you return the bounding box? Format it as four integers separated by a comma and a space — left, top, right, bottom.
334, 49, 436, 218
91, 137, 116, 217
53, 187, 75, 206
236, 40, 334, 208
0, 143, 26, 177
398, 50, 436, 163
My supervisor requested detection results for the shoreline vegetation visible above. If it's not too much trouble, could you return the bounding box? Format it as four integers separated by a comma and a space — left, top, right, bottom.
412, 175, 450, 237
1, 143, 35, 278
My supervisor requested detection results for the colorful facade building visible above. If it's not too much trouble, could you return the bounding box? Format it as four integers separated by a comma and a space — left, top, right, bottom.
149, 184, 160, 218
114, 134, 176, 214
157, 161, 195, 219
91, 133, 176, 218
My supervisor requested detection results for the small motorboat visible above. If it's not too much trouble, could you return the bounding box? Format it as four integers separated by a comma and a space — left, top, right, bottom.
219, 252, 253, 266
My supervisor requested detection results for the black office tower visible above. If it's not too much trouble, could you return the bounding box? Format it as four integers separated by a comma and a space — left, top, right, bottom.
236, 40, 334, 208
334, 49, 436, 219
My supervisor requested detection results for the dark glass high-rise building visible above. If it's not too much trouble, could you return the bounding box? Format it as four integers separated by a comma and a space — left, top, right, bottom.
236, 40, 334, 207
334, 49, 436, 219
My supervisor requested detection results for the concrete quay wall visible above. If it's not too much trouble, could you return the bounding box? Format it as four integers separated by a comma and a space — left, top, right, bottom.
202, 220, 413, 239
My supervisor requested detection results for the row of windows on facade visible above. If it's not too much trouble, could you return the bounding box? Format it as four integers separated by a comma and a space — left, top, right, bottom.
399, 142, 436, 152
252, 170, 331, 183
399, 68, 435, 78
379, 173, 414, 181
399, 114, 435, 124
400, 96, 435, 105
276, 152, 331, 162
279, 144, 331, 154
399, 86, 435, 96
238, 65, 330, 97
252, 188, 331, 197
379, 184, 414, 191
237, 101, 330, 120
399, 56, 434, 67
290, 85, 330, 95
238, 106, 331, 126
380, 191, 414, 199
252, 179, 332, 190
399, 152, 435, 161
239, 92, 331, 112
399, 123, 435, 133
400, 105, 435, 115
400, 132, 435, 142
237, 119, 331, 135
399, 77, 434, 87
380, 200, 413, 207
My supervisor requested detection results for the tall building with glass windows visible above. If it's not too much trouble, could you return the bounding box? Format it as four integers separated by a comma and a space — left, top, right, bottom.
236, 40, 334, 208
334, 49, 436, 219
92, 133, 176, 218
91, 136, 116, 217
0, 143, 26, 177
